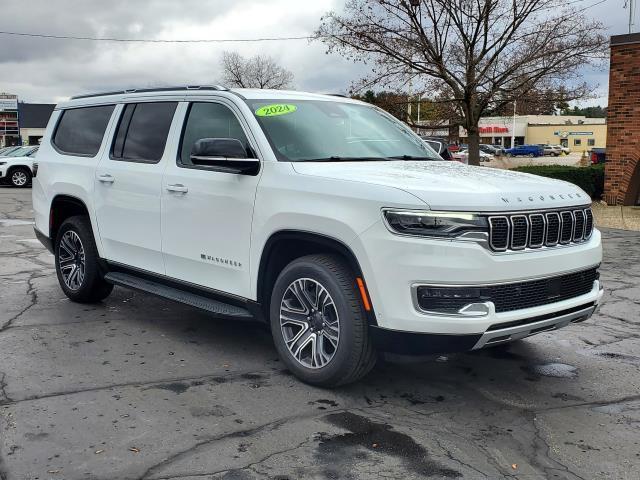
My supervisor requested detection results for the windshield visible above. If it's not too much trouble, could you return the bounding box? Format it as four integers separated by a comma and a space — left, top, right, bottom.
0, 146, 20, 156
245, 99, 440, 162
4, 146, 36, 157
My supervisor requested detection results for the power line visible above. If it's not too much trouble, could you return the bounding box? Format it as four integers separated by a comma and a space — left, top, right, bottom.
0, 30, 317, 43
0, 0, 608, 45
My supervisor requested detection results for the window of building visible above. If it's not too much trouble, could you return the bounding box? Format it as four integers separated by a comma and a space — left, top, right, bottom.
179, 102, 251, 167
574, 138, 582, 146
53, 105, 115, 156
588, 139, 595, 146
111, 102, 177, 163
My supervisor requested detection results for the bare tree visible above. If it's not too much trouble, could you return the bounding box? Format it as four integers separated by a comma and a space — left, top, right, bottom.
317, 0, 608, 165
221, 51, 294, 89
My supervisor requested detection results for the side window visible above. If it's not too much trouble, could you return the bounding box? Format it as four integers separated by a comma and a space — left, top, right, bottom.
179, 102, 251, 167
53, 105, 115, 156
574, 138, 582, 146
111, 102, 177, 164
587, 139, 595, 147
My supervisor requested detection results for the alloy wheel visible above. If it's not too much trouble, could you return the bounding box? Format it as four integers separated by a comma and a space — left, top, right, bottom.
11, 170, 28, 187
58, 231, 86, 291
279, 278, 340, 369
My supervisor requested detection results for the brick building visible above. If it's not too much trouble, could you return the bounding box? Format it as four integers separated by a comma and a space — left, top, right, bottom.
605, 33, 640, 206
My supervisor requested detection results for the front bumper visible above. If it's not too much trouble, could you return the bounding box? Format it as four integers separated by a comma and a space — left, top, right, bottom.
353, 220, 603, 336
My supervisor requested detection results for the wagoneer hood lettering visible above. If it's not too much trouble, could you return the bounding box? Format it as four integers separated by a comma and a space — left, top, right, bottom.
291, 160, 588, 211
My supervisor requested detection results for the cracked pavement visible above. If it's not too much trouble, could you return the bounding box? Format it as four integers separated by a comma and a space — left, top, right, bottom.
1, 187, 639, 480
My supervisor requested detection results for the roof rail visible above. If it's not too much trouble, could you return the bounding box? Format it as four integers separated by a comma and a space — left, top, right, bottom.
70, 85, 228, 100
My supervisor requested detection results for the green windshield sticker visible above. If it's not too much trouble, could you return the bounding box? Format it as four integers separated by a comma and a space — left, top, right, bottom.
255, 104, 297, 117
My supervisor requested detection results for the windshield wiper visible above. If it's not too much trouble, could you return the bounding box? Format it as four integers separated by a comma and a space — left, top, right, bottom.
299, 156, 391, 162
387, 155, 439, 161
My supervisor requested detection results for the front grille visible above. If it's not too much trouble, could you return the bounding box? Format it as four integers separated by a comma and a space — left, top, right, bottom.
488, 207, 593, 252
416, 268, 598, 314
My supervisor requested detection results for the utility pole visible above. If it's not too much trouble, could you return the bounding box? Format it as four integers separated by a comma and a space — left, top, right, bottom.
626, 0, 636, 33
511, 100, 517, 148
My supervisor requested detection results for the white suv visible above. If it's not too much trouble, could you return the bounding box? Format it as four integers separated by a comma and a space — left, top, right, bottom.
32, 86, 604, 386
0, 146, 38, 187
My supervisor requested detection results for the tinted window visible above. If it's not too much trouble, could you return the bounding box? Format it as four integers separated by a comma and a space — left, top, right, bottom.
179, 102, 250, 166
112, 102, 177, 163
53, 105, 115, 156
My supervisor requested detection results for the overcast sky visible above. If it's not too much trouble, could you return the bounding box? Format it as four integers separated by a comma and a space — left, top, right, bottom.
0, 0, 635, 106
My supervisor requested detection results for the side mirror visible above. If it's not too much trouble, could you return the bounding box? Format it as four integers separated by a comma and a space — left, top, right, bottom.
190, 138, 260, 175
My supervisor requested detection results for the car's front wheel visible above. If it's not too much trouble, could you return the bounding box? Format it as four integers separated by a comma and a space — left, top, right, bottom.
9, 167, 31, 188
55, 215, 113, 303
270, 254, 376, 387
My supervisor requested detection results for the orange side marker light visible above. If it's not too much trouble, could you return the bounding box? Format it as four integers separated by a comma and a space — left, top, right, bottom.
356, 277, 372, 312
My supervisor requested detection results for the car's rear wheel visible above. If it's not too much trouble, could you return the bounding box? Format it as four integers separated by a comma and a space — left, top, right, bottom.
9, 167, 31, 188
55, 215, 113, 303
270, 254, 376, 387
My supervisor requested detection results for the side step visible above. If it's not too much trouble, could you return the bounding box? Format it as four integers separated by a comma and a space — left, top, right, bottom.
104, 272, 254, 319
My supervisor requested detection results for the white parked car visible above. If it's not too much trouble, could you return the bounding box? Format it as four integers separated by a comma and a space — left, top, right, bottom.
0, 146, 38, 187
551, 144, 571, 155
33, 86, 603, 386
539, 145, 562, 156
453, 148, 493, 163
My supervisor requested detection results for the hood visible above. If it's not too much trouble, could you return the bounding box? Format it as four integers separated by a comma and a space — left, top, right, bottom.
291, 161, 590, 211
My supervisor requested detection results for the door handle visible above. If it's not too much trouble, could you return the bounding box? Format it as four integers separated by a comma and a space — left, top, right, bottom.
97, 174, 115, 183
166, 183, 188, 193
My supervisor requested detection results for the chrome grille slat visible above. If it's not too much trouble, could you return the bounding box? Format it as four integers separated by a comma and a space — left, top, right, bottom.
510, 215, 529, 250
545, 212, 560, 246
529, 214, 545, 248
488, 217, 509, 251
488, 208, 593, 252
573, 210, 585, 241
584, 208, 594, 238
560, 211, 574, 244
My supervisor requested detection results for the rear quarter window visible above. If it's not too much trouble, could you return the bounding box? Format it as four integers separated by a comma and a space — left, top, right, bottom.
111, 102, 178, 164
53, 105, 115, 156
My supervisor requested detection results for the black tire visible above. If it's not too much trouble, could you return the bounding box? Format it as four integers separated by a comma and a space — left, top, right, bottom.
9, 167, 31, 188
54, 215, 113, 303
269, 254, 376, 387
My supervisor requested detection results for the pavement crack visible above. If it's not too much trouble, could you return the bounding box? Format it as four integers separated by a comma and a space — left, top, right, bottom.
529, 413, 587, 480
0, 369, 273, 407
150, 438, 313, 480
138, 415, 299, 479
0, 274, 40, 333
0, 372, 12, 404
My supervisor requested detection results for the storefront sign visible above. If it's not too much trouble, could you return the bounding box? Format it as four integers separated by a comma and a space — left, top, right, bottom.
0, 98, 18, 111
554, 131, 593, 137
479, 125, 509, 134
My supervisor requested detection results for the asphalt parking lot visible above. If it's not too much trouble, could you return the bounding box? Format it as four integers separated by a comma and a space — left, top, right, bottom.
1, 187, 639, 480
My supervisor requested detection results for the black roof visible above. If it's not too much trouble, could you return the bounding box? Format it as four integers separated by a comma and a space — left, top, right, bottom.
18, 103, 55, 129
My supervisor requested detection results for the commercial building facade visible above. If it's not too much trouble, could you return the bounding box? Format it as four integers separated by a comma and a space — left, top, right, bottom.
0, 93, 55, 147
0, 94, 19, 147
460, 115, 607, 151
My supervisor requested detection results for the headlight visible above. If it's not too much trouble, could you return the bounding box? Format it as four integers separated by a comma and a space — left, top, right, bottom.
383, 210, 488, 238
